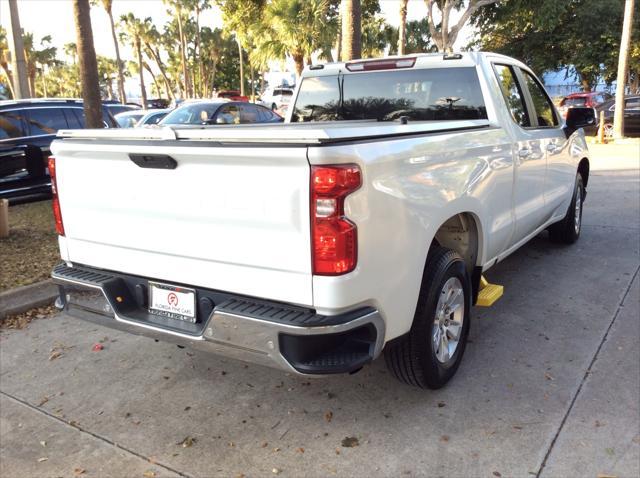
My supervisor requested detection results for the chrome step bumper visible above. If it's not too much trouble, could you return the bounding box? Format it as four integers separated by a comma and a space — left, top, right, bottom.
52, 263, 385, 375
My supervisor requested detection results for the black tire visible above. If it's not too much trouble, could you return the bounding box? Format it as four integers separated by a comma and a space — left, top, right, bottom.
384, 247, 471, 389
549, 173, 584, 244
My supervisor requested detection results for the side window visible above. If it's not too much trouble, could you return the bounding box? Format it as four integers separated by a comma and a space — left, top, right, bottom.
0, 110, 27, 139
215, 105, 240, 124
521, 70, 559, 127
239, 104, 260, 123
493, 64, 530, 127
26, 108, 69, 135
63, 108, 83, 128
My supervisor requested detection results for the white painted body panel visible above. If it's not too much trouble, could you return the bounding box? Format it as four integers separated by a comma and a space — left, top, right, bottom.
52, 52, 590, 343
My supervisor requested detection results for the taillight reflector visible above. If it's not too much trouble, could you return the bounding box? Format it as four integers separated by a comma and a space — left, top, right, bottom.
311, 165, 361, 275
345, 57, 416, 72
48, 156, 65, 236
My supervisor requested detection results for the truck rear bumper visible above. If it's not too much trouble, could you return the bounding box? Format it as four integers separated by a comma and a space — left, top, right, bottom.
52, 263, 384, 375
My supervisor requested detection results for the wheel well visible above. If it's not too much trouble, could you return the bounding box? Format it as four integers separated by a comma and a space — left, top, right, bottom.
431, 212, 482, 304
432, 213, 479, 273
578, 158, 590, 187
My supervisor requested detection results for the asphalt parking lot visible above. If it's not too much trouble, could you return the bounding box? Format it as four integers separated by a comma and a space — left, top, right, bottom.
1, 165, 639, 477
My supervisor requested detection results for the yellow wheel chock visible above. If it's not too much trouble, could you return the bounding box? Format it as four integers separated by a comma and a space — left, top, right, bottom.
476, 275, 504, 307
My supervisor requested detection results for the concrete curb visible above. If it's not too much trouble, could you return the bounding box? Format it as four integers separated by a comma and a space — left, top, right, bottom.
0, 280, 58, 320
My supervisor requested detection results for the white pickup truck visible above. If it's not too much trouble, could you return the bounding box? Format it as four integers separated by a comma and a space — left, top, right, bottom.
50, 53, 594, 389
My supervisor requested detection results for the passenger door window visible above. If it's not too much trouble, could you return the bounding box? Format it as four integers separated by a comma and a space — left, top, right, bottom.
239, 104, 260, 123
493, 64, 530, 127
26, 108, 69, 135
215, 105, 240, 124
521, 70, 559, 127
0, 110, 27, 139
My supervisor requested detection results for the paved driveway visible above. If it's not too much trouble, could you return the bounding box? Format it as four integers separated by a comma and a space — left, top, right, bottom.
1, 169, 638, 478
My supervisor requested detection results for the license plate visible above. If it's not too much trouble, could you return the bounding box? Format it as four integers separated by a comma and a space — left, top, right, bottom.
148, 282, 196, 323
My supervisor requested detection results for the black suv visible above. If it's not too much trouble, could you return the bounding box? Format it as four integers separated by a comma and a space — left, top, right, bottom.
0, 99, 118, 202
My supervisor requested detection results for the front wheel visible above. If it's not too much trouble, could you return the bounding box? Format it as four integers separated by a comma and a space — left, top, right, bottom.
549, 173, 584, 244
384, 247, 471, 389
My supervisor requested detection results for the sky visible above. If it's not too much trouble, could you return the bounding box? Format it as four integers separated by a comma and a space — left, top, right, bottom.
0, 0, 473, 97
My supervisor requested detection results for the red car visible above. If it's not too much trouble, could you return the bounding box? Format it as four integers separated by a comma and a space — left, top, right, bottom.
214, 90, 249, 102
558, 91, 612, 118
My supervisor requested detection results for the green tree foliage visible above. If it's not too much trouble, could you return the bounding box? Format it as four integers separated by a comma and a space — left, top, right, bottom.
473, 0, 640, 91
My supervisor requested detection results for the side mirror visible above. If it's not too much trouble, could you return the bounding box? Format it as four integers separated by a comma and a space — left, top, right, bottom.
564, 107, 596, 137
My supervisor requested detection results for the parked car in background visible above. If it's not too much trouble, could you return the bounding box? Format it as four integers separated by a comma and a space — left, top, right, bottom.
103, 101, 141, 117
0, 99, 118, 202
136, 109, 170, 127
159, 101, 282, 126
115, 110, 146, 128
146, 98, 170, 109
557, 91, 612, 118
259, 87, 294, 111
592, 95, 640, 137
214, 90, 249, 102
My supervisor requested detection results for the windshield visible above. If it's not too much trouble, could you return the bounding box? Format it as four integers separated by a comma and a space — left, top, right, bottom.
291, 67, 487, 122
160, 103, 222, 125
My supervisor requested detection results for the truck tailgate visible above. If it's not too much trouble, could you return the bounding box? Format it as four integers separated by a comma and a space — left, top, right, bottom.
51, 140, 313, 306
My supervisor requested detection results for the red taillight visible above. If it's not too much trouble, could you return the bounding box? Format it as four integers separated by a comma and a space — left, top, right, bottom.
47, 156, 65, 236
311, 165, 361, 275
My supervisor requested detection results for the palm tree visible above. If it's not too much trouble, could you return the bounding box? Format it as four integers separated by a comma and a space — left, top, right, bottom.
0, 27, 16, 98
253, 0, 331, 77
164, 0, 191, 97
73, 0, 102, 127
120, 13, 148, 107
94, 0, 127, 103
140, 22, 175, 100
341, 0, 361, 60
398, 0, 408, 55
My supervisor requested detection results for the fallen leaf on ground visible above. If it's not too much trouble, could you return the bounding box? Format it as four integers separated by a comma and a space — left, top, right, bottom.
49, 350, 62, 361
544, 372, 554, 381
605, 447, 615, 456
437, 401, 446, 408
324, 411, 333, 422
261, 442, 268, 448
178, 436, 196, 448
37, 457, 48, 462
38, 396, 49, 406
143, 471, 156, 478
92, 343, 104, 352
341, 436, 359, 448
441, 435, 450, 442
296, 447, 305, 453
493, 472, 502, 477
73, 467, 86, 475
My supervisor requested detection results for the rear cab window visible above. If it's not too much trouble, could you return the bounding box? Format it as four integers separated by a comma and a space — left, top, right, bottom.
291, 67, 488, 122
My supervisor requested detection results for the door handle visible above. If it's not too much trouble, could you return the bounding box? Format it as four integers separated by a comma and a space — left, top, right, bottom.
518, 148, 532, 158
546, 143, 559, 153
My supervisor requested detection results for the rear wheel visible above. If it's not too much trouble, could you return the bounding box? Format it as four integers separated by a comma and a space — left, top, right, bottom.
384, 247, 471, 389
549, 173, 584, 244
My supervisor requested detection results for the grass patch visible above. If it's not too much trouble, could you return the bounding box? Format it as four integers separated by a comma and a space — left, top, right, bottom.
0, 201, 59, 291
